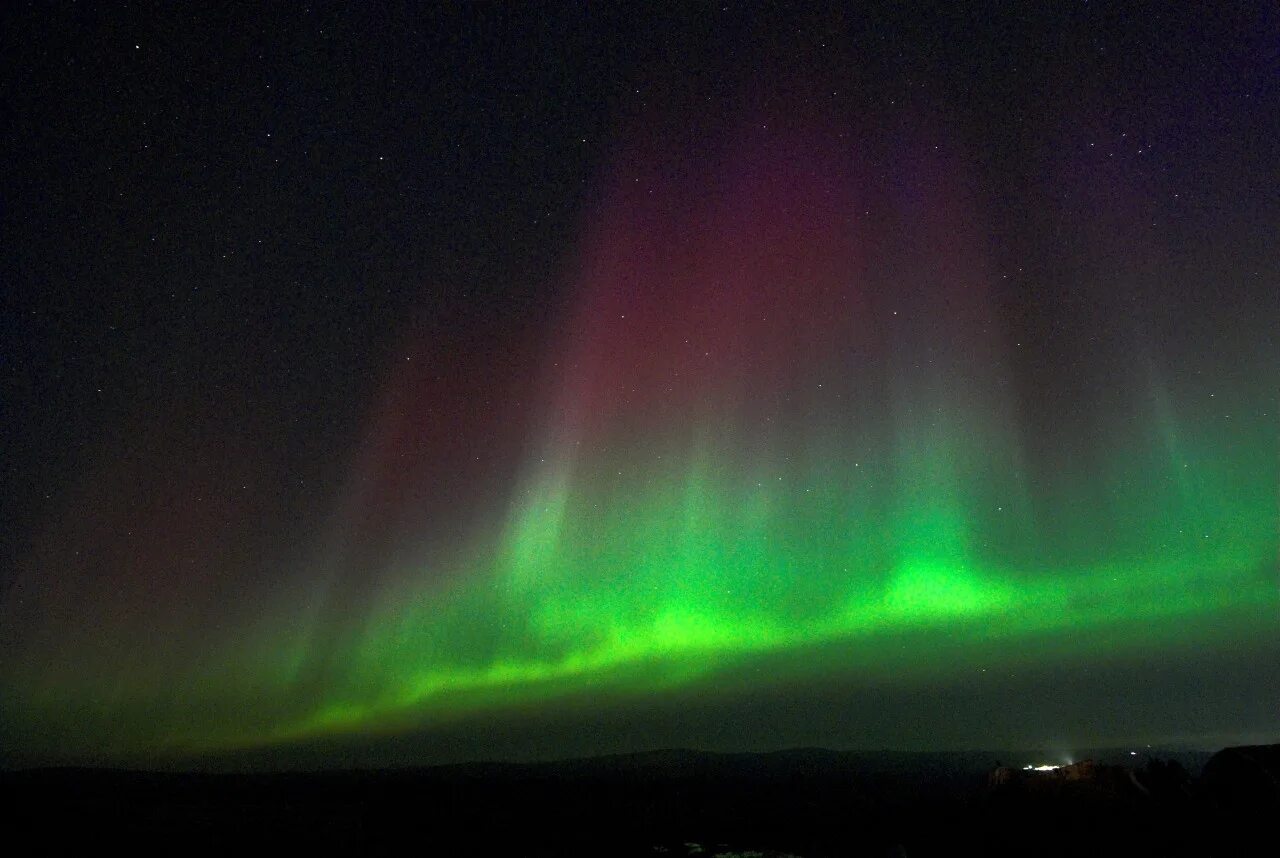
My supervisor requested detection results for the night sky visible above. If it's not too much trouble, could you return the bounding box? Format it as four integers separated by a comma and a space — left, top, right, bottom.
2, 3, 1277, 768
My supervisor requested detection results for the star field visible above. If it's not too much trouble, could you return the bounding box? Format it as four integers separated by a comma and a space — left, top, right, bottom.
1, 3, 1277, 766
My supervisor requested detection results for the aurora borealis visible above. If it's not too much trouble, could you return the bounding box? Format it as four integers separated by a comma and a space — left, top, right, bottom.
2, 5, 1277, 766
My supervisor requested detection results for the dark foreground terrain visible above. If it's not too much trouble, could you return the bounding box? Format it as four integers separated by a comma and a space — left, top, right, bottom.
3, 745, 1276, 855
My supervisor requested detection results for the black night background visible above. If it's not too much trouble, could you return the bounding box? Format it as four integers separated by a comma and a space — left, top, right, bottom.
2, 3, 1277, 854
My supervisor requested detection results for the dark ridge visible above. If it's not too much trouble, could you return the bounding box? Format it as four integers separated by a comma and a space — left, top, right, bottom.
3, 744, 1273, 855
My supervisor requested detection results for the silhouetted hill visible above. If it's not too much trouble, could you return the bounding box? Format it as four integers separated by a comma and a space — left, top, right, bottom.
3, 745, 1275, 855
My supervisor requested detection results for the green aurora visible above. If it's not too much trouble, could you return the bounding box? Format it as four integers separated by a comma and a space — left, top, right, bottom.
3, 123, 1276, 764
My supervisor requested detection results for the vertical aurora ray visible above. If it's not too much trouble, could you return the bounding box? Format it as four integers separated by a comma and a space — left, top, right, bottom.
1, 108, 1276, 762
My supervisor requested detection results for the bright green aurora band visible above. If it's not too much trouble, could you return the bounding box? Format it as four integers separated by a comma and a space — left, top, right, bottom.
3, 124, 1276, 762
